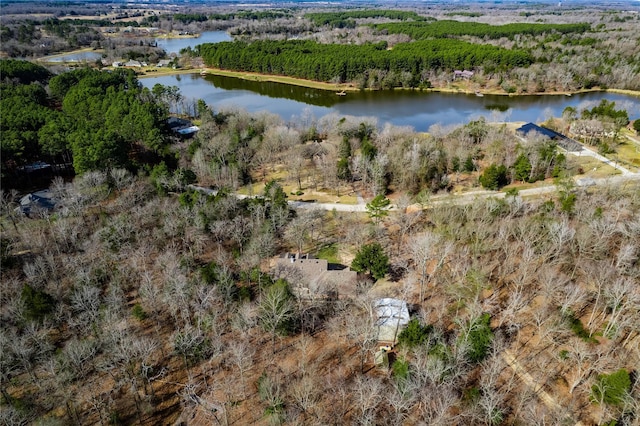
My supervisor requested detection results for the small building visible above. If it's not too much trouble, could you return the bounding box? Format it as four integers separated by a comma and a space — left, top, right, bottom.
453, 70, 474, 80
156, 59, 172, 67
124, 60, 141, 68
374, 298, 409, 344
167, 117, 199, 137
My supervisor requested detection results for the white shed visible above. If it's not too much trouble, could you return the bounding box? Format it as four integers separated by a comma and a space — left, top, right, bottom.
374, 298, 409, 343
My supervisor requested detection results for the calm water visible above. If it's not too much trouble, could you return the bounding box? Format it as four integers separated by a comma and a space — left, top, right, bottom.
141, 73, 640, 132
155, 31, 232, 54
44, 51, 103, 63
41, 31, 230, 62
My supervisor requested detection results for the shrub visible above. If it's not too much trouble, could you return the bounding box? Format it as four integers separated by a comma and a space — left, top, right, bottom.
21, 284, 55, 322
591, 369, 631, 406
201, 261, 219, 284
563, 311, 598, 343
463, 156, 476, 172
392, 358, 410, 383
479, 164, 508, 190
462, 313, 494, 363
1, 237, 15, 268
512, 153, 532, 182
559, 191, 577, 214
397, 318, 433, 348
132, 303, 147, 320
463, 387, 481, 404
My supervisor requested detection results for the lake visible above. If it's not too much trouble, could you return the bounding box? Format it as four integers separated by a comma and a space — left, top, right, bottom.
40, 31, 230, 62
141, 73, 640, 132
155, 31, 232, 55
44, 51, 103, 63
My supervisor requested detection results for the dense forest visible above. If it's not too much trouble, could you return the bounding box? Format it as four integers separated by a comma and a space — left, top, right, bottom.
197, 38, 532, 86
1, 142, 638, 426
372, 21, 591, 40
1, 58, 633, 196
304, 10, 429, 28
0, 60, 171, 176
2, 55, 640, 425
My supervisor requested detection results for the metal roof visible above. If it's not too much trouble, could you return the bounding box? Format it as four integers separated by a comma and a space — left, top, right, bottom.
516, 122, 559, 139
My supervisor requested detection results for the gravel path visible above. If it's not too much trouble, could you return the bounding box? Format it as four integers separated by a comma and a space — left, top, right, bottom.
502, 349, 586, 426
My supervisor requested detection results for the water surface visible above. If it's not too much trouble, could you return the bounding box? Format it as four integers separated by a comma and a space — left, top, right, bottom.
44, 51, 102, 63
141, 73, 640, 132
155, 31, 232, 55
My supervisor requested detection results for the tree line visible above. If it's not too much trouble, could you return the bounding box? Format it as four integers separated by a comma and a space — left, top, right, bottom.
304, 10, 428, 28
197, 38, 532, 85
373, 20, 591, 40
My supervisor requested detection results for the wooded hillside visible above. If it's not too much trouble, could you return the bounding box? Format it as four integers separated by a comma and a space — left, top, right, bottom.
2, 168, 638, 425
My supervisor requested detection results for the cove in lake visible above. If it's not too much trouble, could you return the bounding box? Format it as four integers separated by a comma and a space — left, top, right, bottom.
141, 73, 640, 132
42, 31, 231, 63
44, 51, 103, 63
155, 31, 232, 55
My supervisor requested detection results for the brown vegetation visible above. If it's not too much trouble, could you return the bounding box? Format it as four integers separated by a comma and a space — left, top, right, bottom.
2, 160, 638, 425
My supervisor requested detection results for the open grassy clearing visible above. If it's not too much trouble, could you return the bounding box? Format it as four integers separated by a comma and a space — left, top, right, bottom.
239, 167, 360, 205
568, 155, 621, 178
612, 141, 640, 173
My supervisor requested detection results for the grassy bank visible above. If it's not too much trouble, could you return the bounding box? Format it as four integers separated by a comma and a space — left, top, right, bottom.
198, 67, 357, 92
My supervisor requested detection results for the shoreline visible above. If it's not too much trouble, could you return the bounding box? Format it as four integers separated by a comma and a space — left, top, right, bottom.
142, 67, 640, 98
34, 59, 630, 98
37, 47, 103, 62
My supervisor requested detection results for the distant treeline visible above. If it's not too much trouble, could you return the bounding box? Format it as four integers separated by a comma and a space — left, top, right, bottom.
304, 10, 429, 28
140, 10, 293, 25
373, 21, 591, 40
44, 17, 138, 29
209, 10, 293, 21
444, 12, 484, 17
197, 39, 532, 84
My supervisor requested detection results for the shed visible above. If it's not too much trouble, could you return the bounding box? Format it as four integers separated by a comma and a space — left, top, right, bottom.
374, 298, 409, 343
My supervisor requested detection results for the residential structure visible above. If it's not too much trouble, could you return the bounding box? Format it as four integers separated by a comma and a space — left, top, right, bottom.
275, 253, 357, 300
453, 69, 474, 80
516, 122, 583, 151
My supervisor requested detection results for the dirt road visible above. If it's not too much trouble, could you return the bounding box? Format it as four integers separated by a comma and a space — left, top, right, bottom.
502, 349, 586, 426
